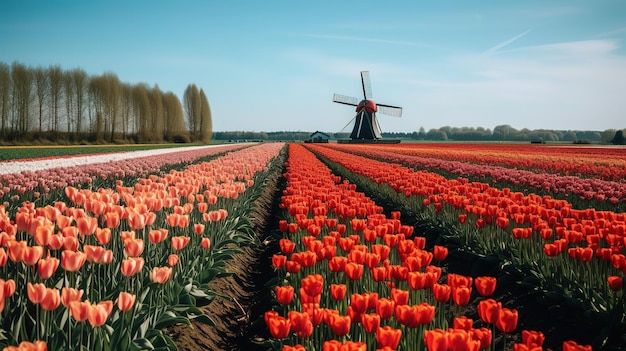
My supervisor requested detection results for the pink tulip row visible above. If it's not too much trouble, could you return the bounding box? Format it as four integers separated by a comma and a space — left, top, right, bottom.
326, 143, 626, 206
0, 144, 247, 197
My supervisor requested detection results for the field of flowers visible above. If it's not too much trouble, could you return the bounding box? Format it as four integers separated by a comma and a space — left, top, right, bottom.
1, 141, 624, 351
0, 143, 285, 350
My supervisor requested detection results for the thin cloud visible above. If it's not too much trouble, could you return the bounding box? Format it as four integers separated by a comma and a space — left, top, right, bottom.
484, 29, 532, 54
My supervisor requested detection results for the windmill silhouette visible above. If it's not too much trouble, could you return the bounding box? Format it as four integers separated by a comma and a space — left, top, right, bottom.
333, 71, 402, 141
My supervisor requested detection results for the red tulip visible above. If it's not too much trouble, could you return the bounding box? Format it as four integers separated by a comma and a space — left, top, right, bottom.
376, 298, 395, 320
330, 284, 347, 301
521, 330, 545, 348
301, 274, 323, 297
390, 288, 409, 306
272, 254, 286, 269
275, 286, 294, 305
424, 328, 448, 351
361, 313, 381, 333
470, 327, 492, 350
453, 316, 473, 330
327, 313, 351, 336
562, 340, 592, 351
267, 315, 291, 339
433, 245, 448, 261
431, 283, 451, 303
475, 276, 497, 296
193, 223, 205, 235
496, 307, 518, 333
452, 286, 471, 306
345, 262, 364, 280
376, 326, 402, 349
279, 239, 296, 255
395, 303, 435, 328
477, 298, 501, 324
608, 276, 623, 291
288, 310, 313, 337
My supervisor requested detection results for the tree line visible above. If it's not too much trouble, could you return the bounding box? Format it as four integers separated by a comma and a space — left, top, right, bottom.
0, 61, 212, 144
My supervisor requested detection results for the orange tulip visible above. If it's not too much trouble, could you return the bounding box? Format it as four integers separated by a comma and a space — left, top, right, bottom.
61, 287, 84, 307
95, 228, 111, 245
120, 257, 145, 277
61, 250, 86, 272
40, 288, 61, 311
1, 279, 16, 298
201, 237, 211, 250
193, 223, 205, 235
27, 282, 47, 304
124, 238, 144, 257
171, 236, 190, 250
168, 254, 179, 266
376, 326, 402, 350
103, 211, 120, 229
3, 340, 47, 351
37, 256, 59, 280
76, 216, 97, 236
148, 229, 168, 244
69, 300, 90, 322
117, 291, 136, 312
34, 224, 54, 246
7, 240, 27, 263
150, 266, 172, 284
87, 300, 113, 327
23, 246, 44, 266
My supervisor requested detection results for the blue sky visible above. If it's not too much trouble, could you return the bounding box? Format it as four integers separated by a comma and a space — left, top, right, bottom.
2, 0, 625, 133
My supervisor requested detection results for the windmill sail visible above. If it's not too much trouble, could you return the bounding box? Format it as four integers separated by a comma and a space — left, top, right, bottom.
361, 71, 372, 100
377, 104, 403, 117
333, 93, 359, 106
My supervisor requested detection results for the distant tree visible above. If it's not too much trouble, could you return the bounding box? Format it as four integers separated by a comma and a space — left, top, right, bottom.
48, 65, 63, 132
33, 66, 49, 133
63, 70, 74, 134
492, 124, 517, 141
0, 62, 9, 139
162, 91, 188, 142
11, 62, 33, 139
563, 131, 578, 142
602, 129, 617, 144
148, 85, 164, 142
71, 68, 88, 135
611, 130, 625, 145
131, 83, 151, 142
198, 89, 212, 143
184, 84, 200, 141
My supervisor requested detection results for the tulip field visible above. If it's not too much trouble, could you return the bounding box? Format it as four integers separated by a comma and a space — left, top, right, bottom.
0, 142, 625, 351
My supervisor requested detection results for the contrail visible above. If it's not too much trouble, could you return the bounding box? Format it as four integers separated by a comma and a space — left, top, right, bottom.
485, 29, 532, 54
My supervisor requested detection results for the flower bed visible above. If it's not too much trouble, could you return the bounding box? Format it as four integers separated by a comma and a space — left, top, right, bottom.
260, 144, 592, 351
0, 142, 284, 350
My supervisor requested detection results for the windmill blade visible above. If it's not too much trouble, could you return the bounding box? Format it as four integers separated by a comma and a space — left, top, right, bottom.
377, 104, 403, 117
339, 116, 356, 133
333, 93, 359, 106
361, 71, 372, 100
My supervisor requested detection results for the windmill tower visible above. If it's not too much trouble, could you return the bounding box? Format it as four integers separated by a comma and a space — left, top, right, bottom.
333, 71, 402, 142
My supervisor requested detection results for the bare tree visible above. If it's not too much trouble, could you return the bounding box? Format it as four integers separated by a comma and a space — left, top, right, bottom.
11, 62, 33, 139
48, 65, 63, 133
199, 88, 212, 143
63, 70, 74, 134
0, 63, 12, 139
33, 66, 49, 133
71, 68, 88, 136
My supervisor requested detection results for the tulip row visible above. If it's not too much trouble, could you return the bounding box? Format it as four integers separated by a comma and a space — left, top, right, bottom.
360, 143, 626, 182
0, 144, 247, 198
306, 144, 624, 329
0, 142, 284, 350
262, 144, 590, 351
326, 143, 626, 210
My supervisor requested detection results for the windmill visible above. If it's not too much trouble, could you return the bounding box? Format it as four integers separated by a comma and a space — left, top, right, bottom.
333, 71, 402, 141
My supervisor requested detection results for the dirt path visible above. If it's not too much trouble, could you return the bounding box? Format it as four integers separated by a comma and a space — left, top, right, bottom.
168, 163, 283, 351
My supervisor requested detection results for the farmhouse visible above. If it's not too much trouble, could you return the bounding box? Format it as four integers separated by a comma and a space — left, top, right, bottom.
307, 131, 330, 143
